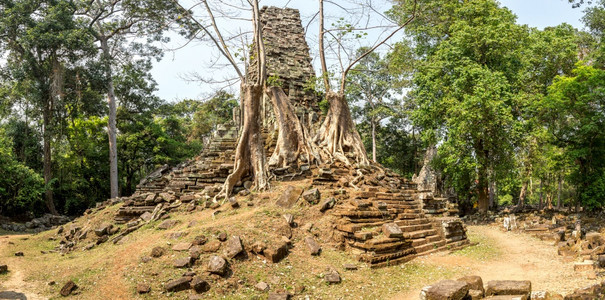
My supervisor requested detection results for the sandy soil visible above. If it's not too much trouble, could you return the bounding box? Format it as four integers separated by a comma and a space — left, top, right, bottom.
0, 235, 47, 300
395, 225, 599, 299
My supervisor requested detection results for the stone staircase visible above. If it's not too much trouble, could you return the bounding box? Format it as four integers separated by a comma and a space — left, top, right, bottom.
333, 184, 469, 268
115, 124, 240, 223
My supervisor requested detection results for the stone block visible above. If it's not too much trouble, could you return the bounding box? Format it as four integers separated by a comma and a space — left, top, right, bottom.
420, 280, 469, 300
485, 280, 531, 297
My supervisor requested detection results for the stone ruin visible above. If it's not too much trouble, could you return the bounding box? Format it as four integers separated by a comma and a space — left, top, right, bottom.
110, 6, 469, 268
413, 146, 461, 218
421, 275, 605, 299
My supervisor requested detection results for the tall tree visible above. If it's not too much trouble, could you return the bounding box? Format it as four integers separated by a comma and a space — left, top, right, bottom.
405, 0, 528, 213
77, 0, 177, 199
0, 0, 94, 214
315, 0, 417, 166
347, 49, 395, 163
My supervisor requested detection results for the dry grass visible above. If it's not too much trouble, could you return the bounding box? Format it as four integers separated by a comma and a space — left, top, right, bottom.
0, 183, 503, 300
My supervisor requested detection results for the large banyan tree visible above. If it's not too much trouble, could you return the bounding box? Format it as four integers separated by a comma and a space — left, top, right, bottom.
173, 0, 417, 198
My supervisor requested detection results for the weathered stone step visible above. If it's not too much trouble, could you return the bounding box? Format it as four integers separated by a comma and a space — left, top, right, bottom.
369, 253, 417, 268
415, 240, 447, 254
395, 218, 431, 226
359, 247, 415, 264
404, 229, 437, 239
398, 223, 433, 232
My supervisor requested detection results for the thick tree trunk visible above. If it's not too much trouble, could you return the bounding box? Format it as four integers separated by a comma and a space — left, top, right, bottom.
222, 84, 267, 196
315, 92, 368, 165
518, 180, 528, 208
266, 86, 318, 168
371, 118, 377, 163
101, 38, 119, 199
477, 172, 489, 214
42, 102, 57, 215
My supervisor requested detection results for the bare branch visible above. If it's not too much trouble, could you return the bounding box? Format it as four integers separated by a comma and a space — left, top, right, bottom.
339, 0, 418, 93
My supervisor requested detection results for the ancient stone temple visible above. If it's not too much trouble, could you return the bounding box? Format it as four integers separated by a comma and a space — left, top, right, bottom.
115, 6, 469, 267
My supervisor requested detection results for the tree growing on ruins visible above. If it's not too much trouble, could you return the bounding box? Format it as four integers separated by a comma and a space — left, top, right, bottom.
171, 0, 272, 196
314, 0, 417, 166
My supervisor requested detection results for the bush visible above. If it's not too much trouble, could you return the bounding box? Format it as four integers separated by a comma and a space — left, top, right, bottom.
498, 194, 513, 206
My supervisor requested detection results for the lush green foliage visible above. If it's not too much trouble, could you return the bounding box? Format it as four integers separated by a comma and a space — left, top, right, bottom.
0, 130, 45, 216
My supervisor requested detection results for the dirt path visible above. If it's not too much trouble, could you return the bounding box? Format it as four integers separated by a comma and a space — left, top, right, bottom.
395, 225, 598, 299
0, 235, 48, 300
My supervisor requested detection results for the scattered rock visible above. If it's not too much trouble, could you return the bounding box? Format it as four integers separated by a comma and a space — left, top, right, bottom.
136, 283, 151, 294
485, 280, 531, 298
60, 280, 78, 297
264, 242, 289, 263
218, 232, 228, 242
302, 188, 320, 204
224, 236, 244, 258
256, 281, 270, 292
83, 243, 95, 250
420, 280, 469, 300
324, 270, 341, 284
141, 256, 152, 263
172, 242, 193, 251
304, 236, 321, 255
192, 235, 208, 246
157, 219, 179, 230
268, 292, 291, 300
202, 240, 221, 253
190, 276, 210, 293
0, 265, 7, 274
382, 222, 403, 238
319, 198, 336, 212
165, 277, 192, 292
344, 264, 357, 270
189, 246, 203, 259
14, 252, 23, 257
151, 246, 165, 257
174, 257, 194, 268
276, 186, 303, 208
94, 223, 113, 237
208, 255, 227, 275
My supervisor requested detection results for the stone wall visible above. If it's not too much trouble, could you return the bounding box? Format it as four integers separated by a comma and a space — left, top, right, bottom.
259, 6, 319, 111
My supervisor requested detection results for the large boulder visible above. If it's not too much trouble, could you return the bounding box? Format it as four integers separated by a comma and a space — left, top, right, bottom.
420, 280, 469, 300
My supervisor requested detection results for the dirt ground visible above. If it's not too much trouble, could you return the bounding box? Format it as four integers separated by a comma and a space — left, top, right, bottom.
0, 235, 47, 300
395, 225, 600, 299
0, 224, 600, 300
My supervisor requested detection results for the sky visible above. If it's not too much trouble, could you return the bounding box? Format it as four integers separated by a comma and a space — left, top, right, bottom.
150, 0, 591, 102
